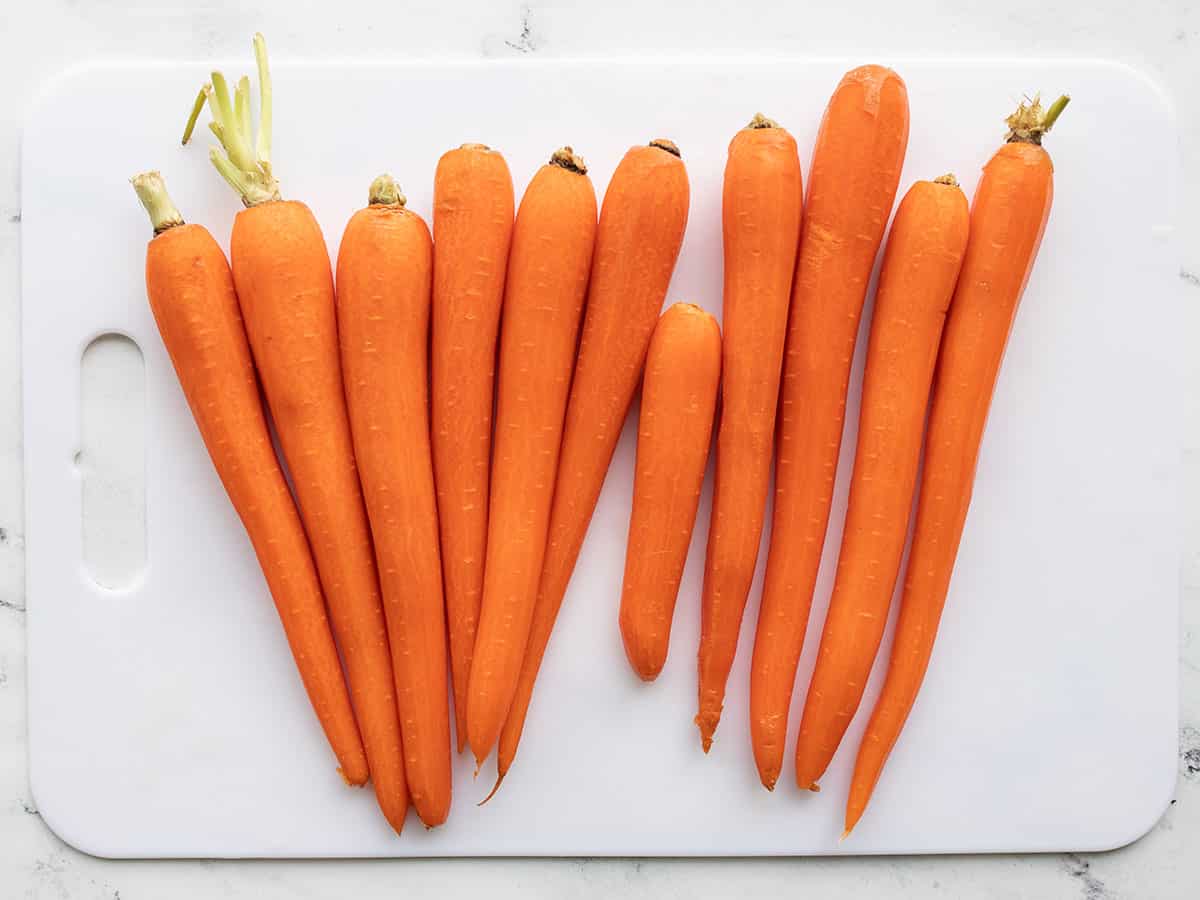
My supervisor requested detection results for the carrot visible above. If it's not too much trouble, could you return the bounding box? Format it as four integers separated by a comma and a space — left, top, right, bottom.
466, 148, 597, 768
431, 144, 515, 754
183, 36, 408, 833
747, 65, 909, 788
620, 303, 722, 681
493, 139, 689, 787
698, 113, 803, 753
845, 96, 1067, 836
791, 175, 969, 794
337, 175, 452, 827
131, 172, 369, 789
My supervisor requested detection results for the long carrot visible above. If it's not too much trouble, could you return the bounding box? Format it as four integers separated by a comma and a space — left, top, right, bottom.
792, 175, 969, 793
493, 139, 689, 788
619, 303, 722, 681
747, 65, 909, 788
697, 113, 803, 753
131, 172, 369, 789
845, 96, 1067, 835
183, 36, 408, 833
466, 148, 597, 768
431, 143, 515, 754
337, 175, 452, 827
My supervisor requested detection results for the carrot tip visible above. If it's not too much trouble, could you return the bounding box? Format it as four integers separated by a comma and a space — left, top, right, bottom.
839, 828, 852, 843
478, 773, 506, 806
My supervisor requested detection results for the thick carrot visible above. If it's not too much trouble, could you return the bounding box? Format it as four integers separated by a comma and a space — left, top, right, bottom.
698, 113, 803, 753
466, 148, 597, 768
131, 172, 369, 788
183, 36, 408, 833
490, 139, 689, 786
337, 175, 452, 827
620, 303, 722, 681
431, 144, 515, 754
747, 65, 909, 787
792, 175, 969, 793
845, 97, 1066, 835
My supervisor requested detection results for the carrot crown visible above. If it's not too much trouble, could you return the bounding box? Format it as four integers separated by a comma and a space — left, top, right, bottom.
130, 171, 185, 234
1005, 94, 1070, 145
746, 112, 780, 130
181, 33, 281, 207
368, 174, 407, 207
549, 146, 587, 174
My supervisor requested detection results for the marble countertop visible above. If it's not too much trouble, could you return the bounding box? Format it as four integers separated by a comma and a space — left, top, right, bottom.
1, 1, 1198, 896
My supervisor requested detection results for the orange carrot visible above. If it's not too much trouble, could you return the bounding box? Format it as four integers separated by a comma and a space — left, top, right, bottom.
183, 37, 408, 833
431, 144, 515, 754
466, 148, 597, 768
337, 175, 452, 827
698, 114, 803, 753
494, 139, 689, 786
747, 65, 909, 788
792, 175, 969, 793
620, 303, 722, 681
131, 172, 369, 788
845, 97, 1066, 835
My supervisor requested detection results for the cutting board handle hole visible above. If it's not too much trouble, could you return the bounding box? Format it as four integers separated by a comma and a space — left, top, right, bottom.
80, 333, 146, 591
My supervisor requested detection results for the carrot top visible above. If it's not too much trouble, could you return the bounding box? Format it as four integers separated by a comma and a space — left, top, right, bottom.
181, 32, 280, 206
1004, 94, 1070, 145
130, 171, 185, 234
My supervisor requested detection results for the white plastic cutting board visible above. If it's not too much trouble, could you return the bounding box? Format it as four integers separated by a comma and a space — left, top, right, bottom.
23, 58, 1181, 858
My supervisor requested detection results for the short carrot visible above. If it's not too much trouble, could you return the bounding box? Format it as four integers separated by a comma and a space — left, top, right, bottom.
748, 65, 909, 789
431, 143, 515, 754
131, 172, 369, 788
337, 175, 452, 827
466, 148, 597, 768
792, 175, 969, 793
619, 303, 722, 681
183, 36, 408, 833
845, 97, 1067, 836
697, 113, 803, 753
494, 139, 689, 788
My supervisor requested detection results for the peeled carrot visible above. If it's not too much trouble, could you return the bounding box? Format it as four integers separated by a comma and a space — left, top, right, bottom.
748, 65, 909, 789
131, 172, 369, 788
431, 144, 515, 754
466, 148, 597, 768
697, 113, 803, 753
494, 139, 689, 787
845, 97, 1067, 835
792, 175, 969, 793
337, 175, 452, 827
183, 36, 408, 833
620, 303, 722, 681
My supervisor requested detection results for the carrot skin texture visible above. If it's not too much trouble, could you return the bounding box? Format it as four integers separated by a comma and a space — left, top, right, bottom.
793, 178, 969, 792
230, 200, 408, 833
337, 202, 452, 827
144, 223, 369, 787
620, 304, 722, 681
466, 158, 597, 766
746, 66, 909, 788
496, 143, 689, 779
432, 146, 516, 754
699, 121, 803, 753
846, 142, 1054, 833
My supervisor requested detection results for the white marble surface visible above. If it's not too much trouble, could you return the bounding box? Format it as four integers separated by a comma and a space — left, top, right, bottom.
1, 1, 1198, 896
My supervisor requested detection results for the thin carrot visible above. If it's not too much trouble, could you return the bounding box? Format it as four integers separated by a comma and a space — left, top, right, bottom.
748, 65, 909, 788
698, 113, 803, 753
131, 172, 369, 788
466, 148, 597, 768
845, 96, 1067, 836
792, 175, 969, 793
494, 139, 689, 788
620, 303, 722, 681
183, 36, 408, 833
337, 175, 452, 827
431, 143, 515, 754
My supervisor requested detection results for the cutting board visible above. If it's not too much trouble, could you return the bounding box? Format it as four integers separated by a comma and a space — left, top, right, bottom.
22, 58, 1181, 857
